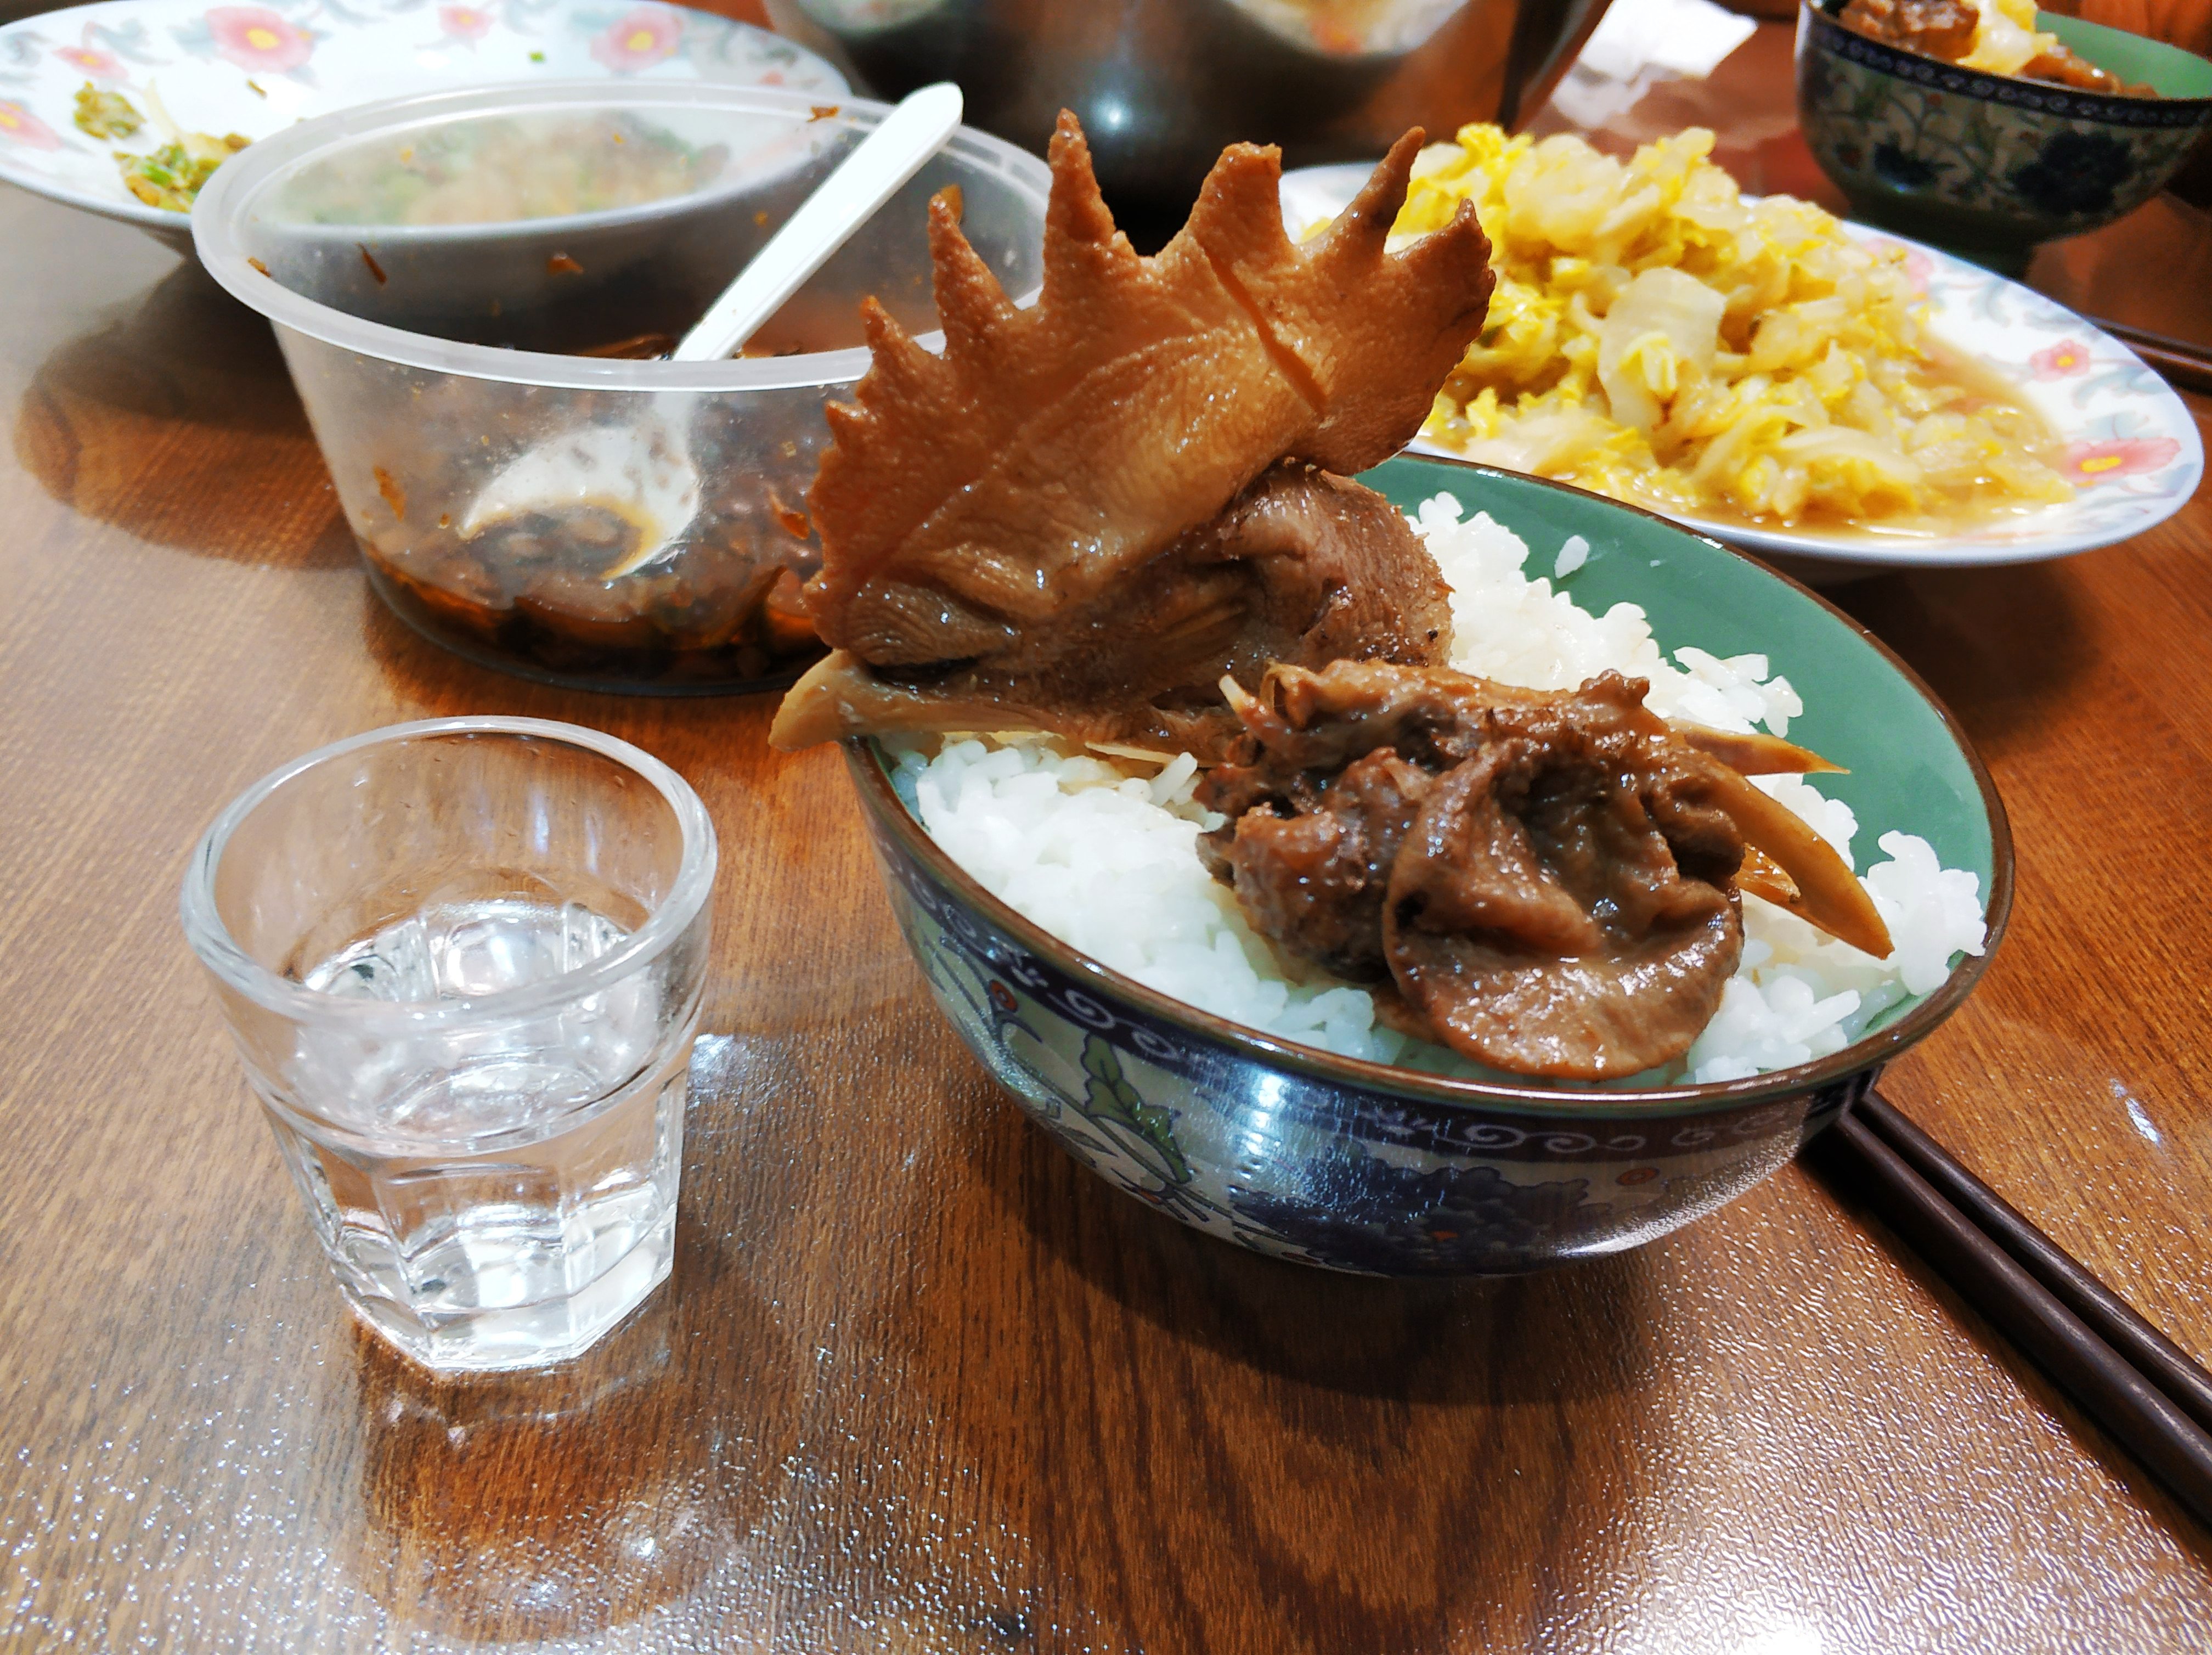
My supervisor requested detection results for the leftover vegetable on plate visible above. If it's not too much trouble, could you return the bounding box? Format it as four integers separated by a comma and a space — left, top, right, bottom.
75, 83, 250, 212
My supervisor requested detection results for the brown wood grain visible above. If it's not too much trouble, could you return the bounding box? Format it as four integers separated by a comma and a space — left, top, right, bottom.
7, 39, 2212, 1647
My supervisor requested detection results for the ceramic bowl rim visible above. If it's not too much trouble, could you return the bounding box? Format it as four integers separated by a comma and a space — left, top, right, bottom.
1795, 0, 2212, 114
845, 455, 2017, 1123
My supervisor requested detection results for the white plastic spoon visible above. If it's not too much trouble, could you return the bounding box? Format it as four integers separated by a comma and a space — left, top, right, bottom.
461, 82, 965, 579
673, 81, 963, 361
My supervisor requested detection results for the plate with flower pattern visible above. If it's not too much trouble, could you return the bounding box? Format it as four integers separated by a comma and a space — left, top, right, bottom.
0, 0, 847, 247
1282, 162, 2202, 572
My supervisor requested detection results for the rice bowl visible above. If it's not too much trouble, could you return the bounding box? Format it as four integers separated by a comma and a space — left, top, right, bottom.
842, 457, 2011, 1274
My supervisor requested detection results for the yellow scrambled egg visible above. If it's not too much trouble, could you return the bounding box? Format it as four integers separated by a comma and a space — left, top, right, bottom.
1392, 126, 2070, 529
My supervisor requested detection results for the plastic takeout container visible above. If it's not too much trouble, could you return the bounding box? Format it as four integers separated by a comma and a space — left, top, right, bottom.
194, 81, 1052, 694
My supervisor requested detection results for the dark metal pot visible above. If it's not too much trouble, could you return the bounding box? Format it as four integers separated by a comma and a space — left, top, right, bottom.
765, 0, 1613, 239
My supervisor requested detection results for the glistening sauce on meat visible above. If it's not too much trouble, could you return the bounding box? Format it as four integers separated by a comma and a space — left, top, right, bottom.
1193, 662, 1888, 1079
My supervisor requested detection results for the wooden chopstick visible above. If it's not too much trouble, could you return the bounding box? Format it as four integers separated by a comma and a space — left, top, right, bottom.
1804, 1093, 2212, 1530
2085, 314, 2212, 398
1855, 1089, 2212, 1437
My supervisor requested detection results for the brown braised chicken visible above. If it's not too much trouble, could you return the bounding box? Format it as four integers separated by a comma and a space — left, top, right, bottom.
1836, 0, 2153, 94
766, 112, 1898, 1081
769, 110, 1493, 756
1196, 661, 1893, 1079
1836, 0, 1980, 61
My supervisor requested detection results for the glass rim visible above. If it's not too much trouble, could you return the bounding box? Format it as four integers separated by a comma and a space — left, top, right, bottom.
179, 716, 718, 1027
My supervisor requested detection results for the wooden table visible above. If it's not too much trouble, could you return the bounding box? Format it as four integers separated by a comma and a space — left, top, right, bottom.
5, 25, 2212, 1651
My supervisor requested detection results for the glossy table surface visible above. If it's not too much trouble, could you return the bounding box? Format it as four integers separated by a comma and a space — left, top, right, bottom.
4, 22, 2212, 1652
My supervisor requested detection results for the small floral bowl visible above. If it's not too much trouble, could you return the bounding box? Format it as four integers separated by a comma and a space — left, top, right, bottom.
1796, 0, 2212, 273
841, 457, 2015, 1276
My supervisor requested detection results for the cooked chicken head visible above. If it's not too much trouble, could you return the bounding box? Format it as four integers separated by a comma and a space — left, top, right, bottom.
769, 110, 1494, 755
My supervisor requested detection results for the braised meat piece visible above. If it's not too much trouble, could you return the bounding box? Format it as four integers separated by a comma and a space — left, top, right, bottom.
1197, 661, 1892, 1079
1836, 0, 2152, 93
1201, 748, 1436, 981
1203, 658, 1554, 783
769, 110, 1494, 755
1838, 0, 1982, 59
1380, 680, 1747, 1077
2019, 44, 2140, 94
1179, 463, 1453, 712
775, 460, 1453, 755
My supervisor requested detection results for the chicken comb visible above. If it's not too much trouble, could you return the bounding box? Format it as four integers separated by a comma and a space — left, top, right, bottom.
802, 110, 1494, 659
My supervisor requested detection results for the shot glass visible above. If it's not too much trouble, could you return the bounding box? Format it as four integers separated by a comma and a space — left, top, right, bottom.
180, 717, 717, 1373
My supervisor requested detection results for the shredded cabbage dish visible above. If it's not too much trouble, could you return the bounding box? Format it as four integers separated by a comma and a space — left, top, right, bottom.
1391, 126, 2072, 530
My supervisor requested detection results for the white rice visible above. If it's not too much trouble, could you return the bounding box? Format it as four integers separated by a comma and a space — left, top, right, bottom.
892, 492, 1987, 1087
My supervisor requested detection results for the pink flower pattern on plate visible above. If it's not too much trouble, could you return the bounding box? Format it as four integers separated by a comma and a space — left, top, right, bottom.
205, 6, 316, 72
591, 4, 682, 71
2029, 339, 2092, 379
2062, 437, 2181, 484
0, 100, 63, 150
438, 4, 495, 40
55, 45, 126, 80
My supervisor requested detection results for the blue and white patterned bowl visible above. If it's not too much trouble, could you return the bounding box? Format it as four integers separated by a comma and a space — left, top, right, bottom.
842, 456, 2015, 1276
1796, 0, 2212, 273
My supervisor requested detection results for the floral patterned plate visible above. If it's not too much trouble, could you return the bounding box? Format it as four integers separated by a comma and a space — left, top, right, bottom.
1282, 162, 2203, 572
0, 0, 847, 249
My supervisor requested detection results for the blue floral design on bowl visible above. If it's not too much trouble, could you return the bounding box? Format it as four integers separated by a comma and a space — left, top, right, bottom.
1795, 0, 2212, 272
2008, 128, 2137, 215
840, 458, 2015, 1276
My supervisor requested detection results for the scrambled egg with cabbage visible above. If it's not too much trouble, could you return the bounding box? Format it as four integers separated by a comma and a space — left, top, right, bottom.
1395, 126, 2070, 528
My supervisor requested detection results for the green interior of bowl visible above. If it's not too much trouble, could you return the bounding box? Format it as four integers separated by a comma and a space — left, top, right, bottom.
1361, 458, 1999, 928
2041, 10, 2212, 98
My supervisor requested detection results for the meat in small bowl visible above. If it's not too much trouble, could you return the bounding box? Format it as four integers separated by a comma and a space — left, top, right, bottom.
1797, 0, 2212, 273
